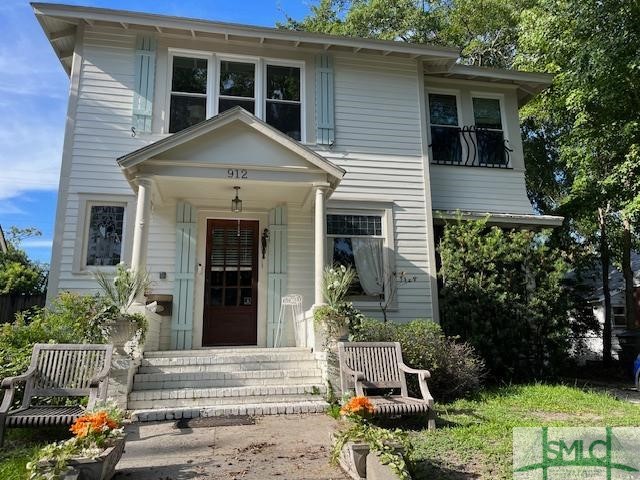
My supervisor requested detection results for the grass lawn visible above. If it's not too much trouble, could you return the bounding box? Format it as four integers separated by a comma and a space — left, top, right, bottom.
0, 427, 71, 480
409, 383, 640, 479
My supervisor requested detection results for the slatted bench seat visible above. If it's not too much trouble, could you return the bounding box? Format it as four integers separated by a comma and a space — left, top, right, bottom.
338, 341, 436, 430
0, 343, 113, 447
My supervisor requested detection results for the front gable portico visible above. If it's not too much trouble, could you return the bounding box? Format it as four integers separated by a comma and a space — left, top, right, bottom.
117, 107, 343, 349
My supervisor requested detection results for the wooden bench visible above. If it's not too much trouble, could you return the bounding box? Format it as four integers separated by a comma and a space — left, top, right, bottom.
0, 343, 113, 447
338, 341, 436, 430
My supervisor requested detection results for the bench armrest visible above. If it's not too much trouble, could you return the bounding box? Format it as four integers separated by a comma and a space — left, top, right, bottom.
341, 364, 366, 396
398, 362, 434, 406
0, 367, 36, 413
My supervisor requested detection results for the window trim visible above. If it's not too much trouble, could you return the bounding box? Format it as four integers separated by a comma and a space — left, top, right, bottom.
325, 205, 395, 310
73, 194, 136, 274
426, 88, 464, 164
165, 49, 306, 141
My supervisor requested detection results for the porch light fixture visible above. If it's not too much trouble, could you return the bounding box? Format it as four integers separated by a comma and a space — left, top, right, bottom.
231, 186, 242, 213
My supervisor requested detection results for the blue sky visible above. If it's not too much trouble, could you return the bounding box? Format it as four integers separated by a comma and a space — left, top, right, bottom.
0, 0, 312, 264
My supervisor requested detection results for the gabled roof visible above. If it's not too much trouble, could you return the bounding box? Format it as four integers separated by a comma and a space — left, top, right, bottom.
117, 106, 345, 184
32, 2, 460, 75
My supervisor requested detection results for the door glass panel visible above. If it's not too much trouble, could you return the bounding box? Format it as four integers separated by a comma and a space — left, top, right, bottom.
225, 288, 238, 307
241, 288, 253, 306
240, 271, 252, 286
210, 288, 223, 306
225, 270, 238, 287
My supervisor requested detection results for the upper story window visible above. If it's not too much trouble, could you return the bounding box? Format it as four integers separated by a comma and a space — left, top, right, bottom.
473, 97, 507, 166
169, 56, 208, 133
168, 52, 303, 140
219, 61, 256, 114
266, 65, 301, 141
427, 90, 512, 169
428, 93, 461, 164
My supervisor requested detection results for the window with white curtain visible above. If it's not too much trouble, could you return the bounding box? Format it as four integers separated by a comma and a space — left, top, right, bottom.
326, 213, 386, 301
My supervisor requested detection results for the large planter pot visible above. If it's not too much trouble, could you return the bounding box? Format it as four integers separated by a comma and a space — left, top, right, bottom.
40, 437, 126, 480
339, 441, 370, 480
109, 318, 135, 354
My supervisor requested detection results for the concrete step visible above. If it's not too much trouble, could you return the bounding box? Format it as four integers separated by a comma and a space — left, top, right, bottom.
132, 368, 323, 390
130, 400, 329, 422
140, 351, 317, 367
143, 347, 312, 358
128, 384, 326, 409
137, 359, 320, 374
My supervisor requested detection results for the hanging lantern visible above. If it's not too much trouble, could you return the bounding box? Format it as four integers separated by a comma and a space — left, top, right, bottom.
231, 186, 242, 213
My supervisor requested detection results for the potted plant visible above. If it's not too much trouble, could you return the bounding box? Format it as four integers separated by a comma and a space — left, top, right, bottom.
314, 265, 364, 343
331, 396, 411, 480
94, 263, 149, 358
27, 402, 126, 480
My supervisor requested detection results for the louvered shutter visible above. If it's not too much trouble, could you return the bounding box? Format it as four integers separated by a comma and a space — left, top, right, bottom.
171, 201, 196, 349
132, 34, 156, 133
315, 54, 335, 145
267, 206, 288, 347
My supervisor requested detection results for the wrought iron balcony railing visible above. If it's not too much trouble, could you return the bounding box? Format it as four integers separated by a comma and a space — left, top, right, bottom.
429, 125, 514, 169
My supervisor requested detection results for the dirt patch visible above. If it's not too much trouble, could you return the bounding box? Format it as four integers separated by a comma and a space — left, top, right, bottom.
236, 441, 276, 455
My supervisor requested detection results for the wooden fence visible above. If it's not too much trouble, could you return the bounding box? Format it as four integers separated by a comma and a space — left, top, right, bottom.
0, 294, 46, 324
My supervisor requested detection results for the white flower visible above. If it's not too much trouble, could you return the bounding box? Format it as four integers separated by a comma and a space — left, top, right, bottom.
333, 280, 340, 288
340, 265, 346, 273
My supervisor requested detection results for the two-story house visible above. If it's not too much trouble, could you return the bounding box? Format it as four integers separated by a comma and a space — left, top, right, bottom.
33, 3, 561, 418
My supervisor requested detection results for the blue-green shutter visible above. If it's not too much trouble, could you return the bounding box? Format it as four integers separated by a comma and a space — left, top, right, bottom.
133, 34, 156, 133
171, 201, 196, 349
267, 206, 288, 347
315, 54, 335, 145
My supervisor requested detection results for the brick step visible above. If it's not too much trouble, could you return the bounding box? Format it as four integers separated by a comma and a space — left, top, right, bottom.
133, 369, 323, 390
142, 347, 312, 358
140, 351, 316, 367
137, 359, 320, 374
128, 391, 325, 409
131, 400, 329, 422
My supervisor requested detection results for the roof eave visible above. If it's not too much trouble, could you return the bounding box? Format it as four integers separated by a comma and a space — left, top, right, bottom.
434, 210, 564, 229
32, 3, 460, 61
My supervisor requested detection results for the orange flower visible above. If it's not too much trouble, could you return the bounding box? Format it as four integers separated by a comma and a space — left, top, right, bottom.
340, 396, 374, 417
70, 411, 120, 438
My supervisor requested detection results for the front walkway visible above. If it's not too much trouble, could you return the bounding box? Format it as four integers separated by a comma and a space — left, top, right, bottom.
114, 414, 348, 479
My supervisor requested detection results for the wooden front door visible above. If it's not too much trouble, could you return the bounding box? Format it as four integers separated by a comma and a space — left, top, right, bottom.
203, 219, 259, 346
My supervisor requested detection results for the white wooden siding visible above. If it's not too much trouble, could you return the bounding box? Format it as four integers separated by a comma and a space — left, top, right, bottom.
430, 166, 534, 214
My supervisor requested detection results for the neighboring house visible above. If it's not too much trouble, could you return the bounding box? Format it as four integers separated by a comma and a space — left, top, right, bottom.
577, 253, 640, 361
33, 4, 562, 417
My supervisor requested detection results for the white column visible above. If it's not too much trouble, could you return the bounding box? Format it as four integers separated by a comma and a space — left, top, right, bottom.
313, 183, 329, 305
130, 176, 153, 281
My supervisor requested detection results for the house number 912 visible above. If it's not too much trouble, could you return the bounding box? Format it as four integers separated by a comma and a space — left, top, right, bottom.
227, 169, 248, 179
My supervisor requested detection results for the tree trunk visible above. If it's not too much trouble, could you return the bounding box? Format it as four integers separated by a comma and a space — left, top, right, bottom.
599, 207, 613, 364
622, 217, 638, 330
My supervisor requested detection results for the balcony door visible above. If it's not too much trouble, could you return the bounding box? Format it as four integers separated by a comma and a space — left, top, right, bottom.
203, 219, 258, 346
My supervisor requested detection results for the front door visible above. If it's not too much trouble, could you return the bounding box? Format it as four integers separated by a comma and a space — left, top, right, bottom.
203, 219, 259, 346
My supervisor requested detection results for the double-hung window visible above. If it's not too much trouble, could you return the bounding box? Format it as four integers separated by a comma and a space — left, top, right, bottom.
327, 214, 386, 301
218, 60, 256, 114
265, 65, 301, 141
428, 93, 462, 164
169, 56, 208, 133
472, 97, 507, 166
168, 52, 304, 140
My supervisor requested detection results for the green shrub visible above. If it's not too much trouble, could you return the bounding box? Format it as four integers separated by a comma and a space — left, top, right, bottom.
351, 318, 484, 401
0, 293, 109, 383
438, 218, 597, 380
